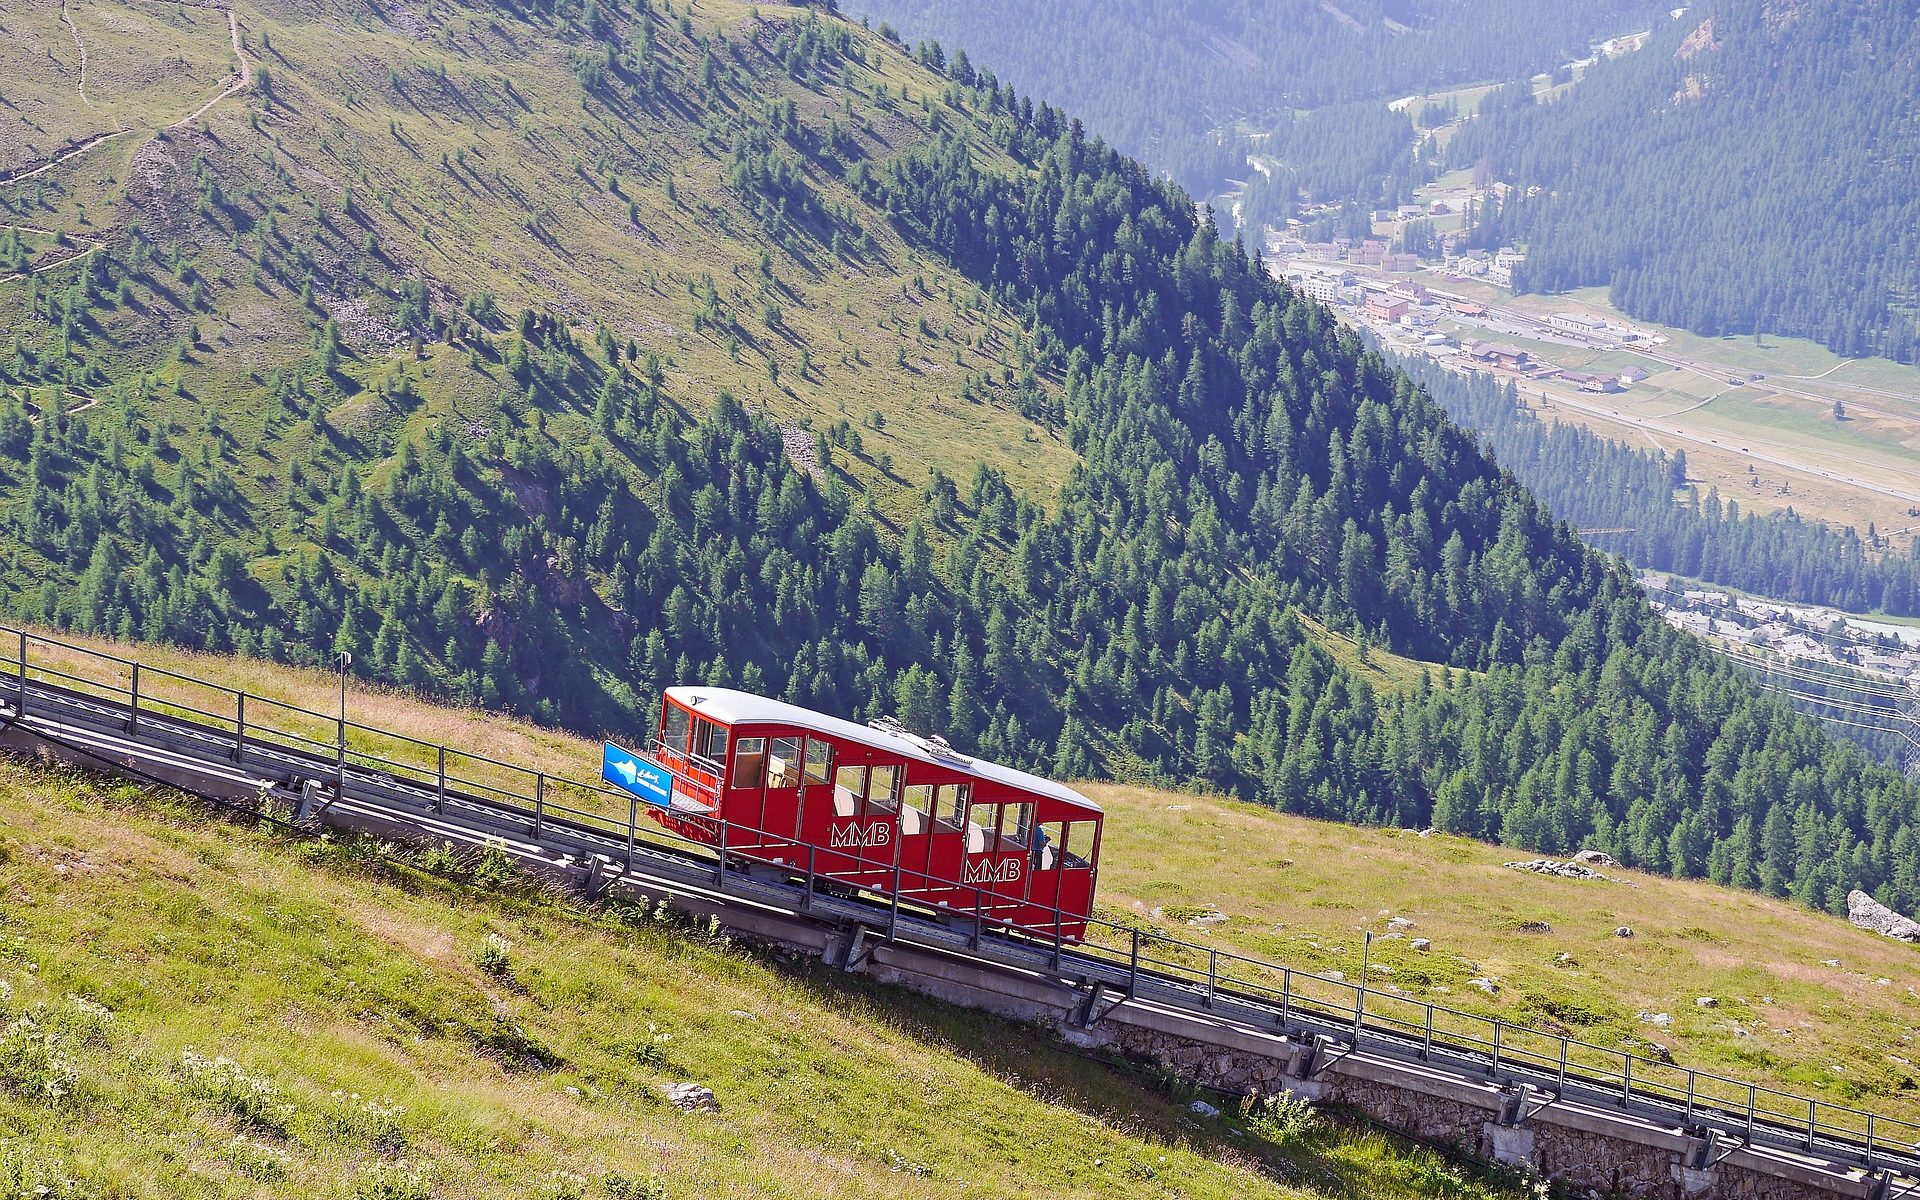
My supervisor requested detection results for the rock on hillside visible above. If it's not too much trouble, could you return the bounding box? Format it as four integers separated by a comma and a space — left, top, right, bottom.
1847, 890, 1920, 943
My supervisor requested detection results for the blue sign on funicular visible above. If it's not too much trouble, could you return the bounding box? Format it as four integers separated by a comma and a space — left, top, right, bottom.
602, 742, 674, 809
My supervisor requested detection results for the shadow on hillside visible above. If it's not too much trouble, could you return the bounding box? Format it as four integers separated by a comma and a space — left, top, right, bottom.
781, 962, 1371, 1195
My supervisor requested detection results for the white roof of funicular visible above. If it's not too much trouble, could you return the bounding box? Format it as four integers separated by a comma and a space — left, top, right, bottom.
664, 686, 1101, 814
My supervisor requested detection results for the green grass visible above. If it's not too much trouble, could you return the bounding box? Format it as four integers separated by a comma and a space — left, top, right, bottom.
1085, 784, 1920, 1121
0, 756, 1532, 1199
23, 624, 1920, 1130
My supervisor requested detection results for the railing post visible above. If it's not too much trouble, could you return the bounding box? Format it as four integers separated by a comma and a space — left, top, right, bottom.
1051, 904, 1064, 971
888, 859, 900, 942
1422, 1004, 1434, 1061
1685, 1071, 1696, 1122
1491, 1020, 1501, 1077
1556, 1037, 1568, 1092
1281, 968, 1291, 1026
435, 746, 446, 815
1622, 1053, 1633, 1107
714, 819, 727, 887
1867, 1113, 1875, 1169
1204, 949, 1216, 1009
1747, 1086, 1756, 1142
626, 799, 636, 870
970, 888, 983, 950
232, 692, 246, 763
128, 663, 140, 735
534, 773, 545, 839
802, 844, 815, 912
1806, 1098, 1816, 1151
15, 631, 25, 717
1127, 930, 1140, 998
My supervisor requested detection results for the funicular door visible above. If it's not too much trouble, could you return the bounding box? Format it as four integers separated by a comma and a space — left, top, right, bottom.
960, 799, 1031, 926
823, 743, 905, 887
718, 724, 821, 865
1021, 811, 1068, 935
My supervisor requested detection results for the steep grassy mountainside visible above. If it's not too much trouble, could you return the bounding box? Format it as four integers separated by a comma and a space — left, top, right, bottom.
21, 630, 1920, 1128
5, 2, 1920, 922
1448, 0, 1920, 362
0, 756, 1530, 1200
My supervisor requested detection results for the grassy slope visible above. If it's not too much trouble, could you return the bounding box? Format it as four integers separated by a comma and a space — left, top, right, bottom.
0, 0, 1075, 552
19, 625, 1920, 1126
1089, 784, 1920, 1119
0, 759, 1529, 1200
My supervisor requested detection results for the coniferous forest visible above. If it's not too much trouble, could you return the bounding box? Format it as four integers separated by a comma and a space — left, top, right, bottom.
1448, 0, 1920, 360
5, 3, 1920, 923
846, 0, 1668, 196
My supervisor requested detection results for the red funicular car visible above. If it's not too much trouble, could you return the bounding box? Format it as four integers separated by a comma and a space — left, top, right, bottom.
621, 687, 1103, 940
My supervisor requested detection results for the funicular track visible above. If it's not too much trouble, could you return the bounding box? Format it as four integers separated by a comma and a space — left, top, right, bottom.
0, 624, 1916, 1192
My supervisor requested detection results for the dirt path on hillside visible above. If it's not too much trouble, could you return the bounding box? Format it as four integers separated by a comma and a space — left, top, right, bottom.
170, 7, 251, 129
0, 223, 104, 286
0, 129, 130, 187
62, 0, 97, 110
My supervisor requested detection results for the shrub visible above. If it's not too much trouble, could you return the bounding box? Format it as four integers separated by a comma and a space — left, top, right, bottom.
417, 841, 461, 876
0, 1016, 77, 1103
540, 1171, 589, 1200
473, 841, 517, 887
474, 932, 513, 978
1240, 1091, 1320, 1144
178, 1048, 291, 1135
602, 1171, 665, 1200
226, 1134, 294, 1182
328, 1090, 409, 1153
352, 1162, 432, 1200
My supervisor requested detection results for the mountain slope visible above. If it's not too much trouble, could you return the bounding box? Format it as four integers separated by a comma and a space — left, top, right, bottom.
842, 0, 1668, 192
1447, 0, 1920, 361
0, 754, 1538, 1198
16, 632, 1920, 1129
4, 1, 1920, 921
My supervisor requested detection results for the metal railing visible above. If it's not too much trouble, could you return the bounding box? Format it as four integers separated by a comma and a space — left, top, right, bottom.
3, 622, 1918, 1178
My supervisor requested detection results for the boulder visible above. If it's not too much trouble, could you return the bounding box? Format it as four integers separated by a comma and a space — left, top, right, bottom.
1410, 938, 1432, 952
1572, 849, 1619, 868
1188, 1100, 1221, 1118
1504, 859, 1609, 881
1468, 977, 1498, 994
1386, 916, 1415, 932
1846, 889, 1920, 943
1637, 1011, 1673, 1028
665, 1083, 718, 1113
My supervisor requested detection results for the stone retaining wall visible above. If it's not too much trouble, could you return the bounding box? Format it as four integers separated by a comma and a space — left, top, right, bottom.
1092, 1017, 1880, 1200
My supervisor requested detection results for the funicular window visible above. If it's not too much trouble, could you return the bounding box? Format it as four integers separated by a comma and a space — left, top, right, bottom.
662, 705, 691, 755
834, 764, 867, 817
694, 719, 728, 766
1061, 821, 1095, 868
767, 737, 802, 789
804, 739, 833, 785
732, 738, 766, 789
1007, 802, 1035, 851
1032, 821, 1063, 871
965, 800, 1002, 853
902, 783, 933, 815
867, 765, 899, 813
936, 783, 970, 828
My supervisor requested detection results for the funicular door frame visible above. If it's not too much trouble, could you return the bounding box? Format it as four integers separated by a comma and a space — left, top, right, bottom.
822, 737, 905, 883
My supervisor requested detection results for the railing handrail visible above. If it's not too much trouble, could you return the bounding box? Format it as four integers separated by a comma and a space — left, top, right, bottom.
6, 621, 1919, 1163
